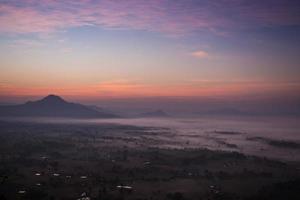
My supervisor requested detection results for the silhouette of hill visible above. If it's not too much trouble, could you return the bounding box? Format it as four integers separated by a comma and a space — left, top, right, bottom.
0, 94, 118, 118
193, 108, 251, 116
138, 109, 169, 118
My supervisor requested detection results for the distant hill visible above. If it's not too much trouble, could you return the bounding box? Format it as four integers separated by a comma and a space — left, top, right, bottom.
88, 105, 125, 116
138, 109, 169, 118
0, 95, 118, 118
193, 108, 252, 116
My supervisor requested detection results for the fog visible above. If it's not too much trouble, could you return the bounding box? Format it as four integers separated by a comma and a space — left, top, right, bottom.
3, 115, 300, 162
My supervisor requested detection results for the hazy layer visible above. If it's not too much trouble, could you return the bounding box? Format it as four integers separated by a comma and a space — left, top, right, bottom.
2, 116, 300, 162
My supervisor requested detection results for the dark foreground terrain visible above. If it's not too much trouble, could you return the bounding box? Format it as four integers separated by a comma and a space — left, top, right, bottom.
0, 121, 299, 200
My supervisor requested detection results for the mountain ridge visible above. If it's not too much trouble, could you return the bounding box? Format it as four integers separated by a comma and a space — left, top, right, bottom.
138, 109, 169, 118
0, 95, 118, 118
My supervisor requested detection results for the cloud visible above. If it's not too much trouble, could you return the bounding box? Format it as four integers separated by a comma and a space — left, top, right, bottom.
0, 0, 299, 36
191, 50, 209, 58
9, 39, 44, 48
60, 47, 72, 54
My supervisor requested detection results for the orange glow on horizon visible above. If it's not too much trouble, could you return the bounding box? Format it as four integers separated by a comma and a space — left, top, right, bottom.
1, 80, 299, 100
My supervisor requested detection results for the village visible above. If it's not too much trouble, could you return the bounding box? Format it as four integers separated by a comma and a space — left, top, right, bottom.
0, 120, 299, 200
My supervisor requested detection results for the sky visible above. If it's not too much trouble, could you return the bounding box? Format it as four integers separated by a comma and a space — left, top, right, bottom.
0, 0, 300, 102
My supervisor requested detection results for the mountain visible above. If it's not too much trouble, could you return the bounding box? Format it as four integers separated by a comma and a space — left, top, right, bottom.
138, 109, 169, 118
88, 105, 123, 116
0, 95, 118, 118
193, 108, 252, 116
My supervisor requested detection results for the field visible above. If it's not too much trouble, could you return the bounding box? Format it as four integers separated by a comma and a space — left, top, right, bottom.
0, 120, 299, 200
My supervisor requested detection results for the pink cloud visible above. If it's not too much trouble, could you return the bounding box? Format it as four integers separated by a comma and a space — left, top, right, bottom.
191, 50, 209, 59
0, 1, 228, 36
0, 1, 299, 36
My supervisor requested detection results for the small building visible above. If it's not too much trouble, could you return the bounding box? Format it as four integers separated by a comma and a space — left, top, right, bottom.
77, 192, 90, 200
116, 185, 133, 193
